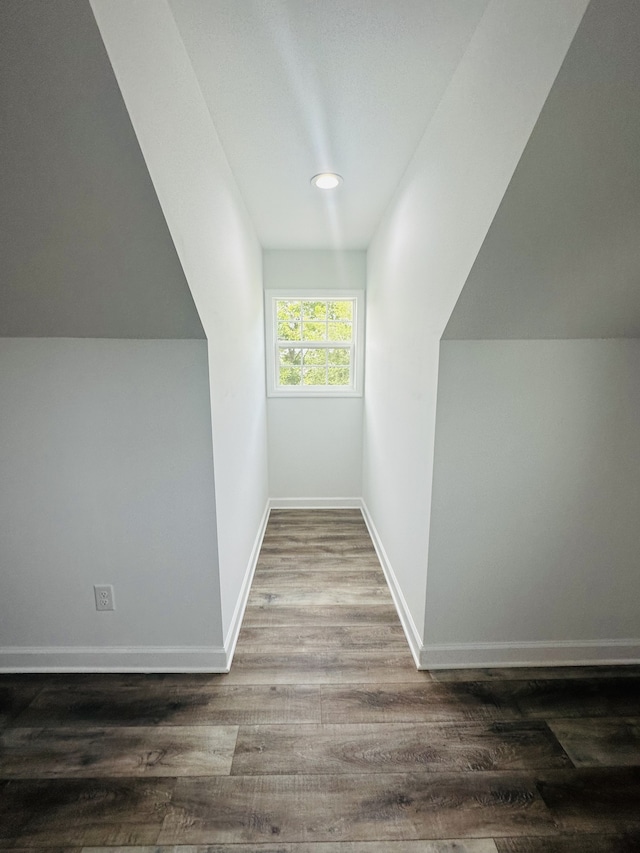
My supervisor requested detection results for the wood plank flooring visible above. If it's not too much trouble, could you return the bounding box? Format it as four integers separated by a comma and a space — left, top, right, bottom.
1, 508, 640, 851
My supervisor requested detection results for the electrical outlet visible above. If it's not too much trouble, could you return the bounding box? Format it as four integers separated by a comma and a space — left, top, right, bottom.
94, 584, 115, 611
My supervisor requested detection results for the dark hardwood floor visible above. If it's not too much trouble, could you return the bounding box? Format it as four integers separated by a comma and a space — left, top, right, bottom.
1, 508, 640, 850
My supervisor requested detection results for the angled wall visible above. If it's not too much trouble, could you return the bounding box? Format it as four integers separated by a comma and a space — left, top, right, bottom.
425, 0, 640, 668
0, 0, 204, 339
443, 0, 640, 342
362, 0, 588, 663
0, 1, 221, 671
91, 0, 269, 654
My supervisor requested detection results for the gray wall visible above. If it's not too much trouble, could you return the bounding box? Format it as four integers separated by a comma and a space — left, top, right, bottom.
0, 0, 203, 339
424, 339, 640, 666
444, 0, 640, 341
0, 339, 222, 670
91, 0, 270, 645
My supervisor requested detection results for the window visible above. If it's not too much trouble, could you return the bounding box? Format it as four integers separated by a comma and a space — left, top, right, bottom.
265, 290, 364, 397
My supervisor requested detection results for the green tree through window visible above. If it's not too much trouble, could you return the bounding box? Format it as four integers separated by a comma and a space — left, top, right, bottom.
276, 299, 354, 388
265, 290, 364, 397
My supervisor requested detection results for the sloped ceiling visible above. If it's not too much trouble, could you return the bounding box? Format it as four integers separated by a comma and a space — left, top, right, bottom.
0, 0, 204, 338
444, 0, 640, 340
169, 0, 489, 249
7, 0, 631, 339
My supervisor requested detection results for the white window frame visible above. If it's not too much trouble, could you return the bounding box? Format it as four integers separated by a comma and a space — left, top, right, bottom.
265, 289, 365, 398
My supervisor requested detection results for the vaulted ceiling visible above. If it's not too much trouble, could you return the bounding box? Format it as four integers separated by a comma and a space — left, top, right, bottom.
444, 0, 640, 339
0, 0, 204, 338
2, 0, 639, 340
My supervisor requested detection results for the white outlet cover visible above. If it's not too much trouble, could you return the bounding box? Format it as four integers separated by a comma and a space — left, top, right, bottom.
94, 584, 115, 611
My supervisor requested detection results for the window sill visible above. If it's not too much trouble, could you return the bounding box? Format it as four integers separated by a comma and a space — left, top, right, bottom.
268, 389, 363, 399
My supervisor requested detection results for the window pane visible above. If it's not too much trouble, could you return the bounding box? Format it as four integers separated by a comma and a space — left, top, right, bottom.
279, 347, 302, 365
280, 366, 301, 385
327, 300, 353, 321
278, 321, 301, 341
303, 366, 328, 385
303, 348, 327, 366
328, 367, 350, 385
277, 300, 301, 322
328, 321, 352, 341
302, 321, 326, 341
302, 301, 327, 320
268, 291, 361, 396
328, 347, 350, 366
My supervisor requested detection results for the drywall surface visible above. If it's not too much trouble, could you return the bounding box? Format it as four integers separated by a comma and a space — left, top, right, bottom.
170, 0, 488, 249
264, 250, 365, 499
264, 251, 366, 294
91, 0, 269, 640
268, 398, 363, 500
444, 0, 640, 341
363, 0, 588, 641
426, 339, 640, 650
0, 339, 221, 661
0, 0, 203, 339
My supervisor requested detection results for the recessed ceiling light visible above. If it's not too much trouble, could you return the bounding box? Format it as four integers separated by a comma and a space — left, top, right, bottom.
311, 173, 343, 190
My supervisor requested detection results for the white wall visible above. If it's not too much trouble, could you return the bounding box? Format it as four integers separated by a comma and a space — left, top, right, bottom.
363, 0, 587, 653
0, 339, 223, 671
424, 339, 640, 667
264, 250, 365, 502
91, 0, 269, 643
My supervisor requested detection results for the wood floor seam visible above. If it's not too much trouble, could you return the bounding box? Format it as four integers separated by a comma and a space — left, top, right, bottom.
1, 510, 639, 847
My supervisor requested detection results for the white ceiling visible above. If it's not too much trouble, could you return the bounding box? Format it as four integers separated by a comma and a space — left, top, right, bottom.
169, 0, 489, 249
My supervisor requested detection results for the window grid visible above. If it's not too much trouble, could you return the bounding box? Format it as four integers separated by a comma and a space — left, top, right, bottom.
275, 298, 355, 390
265, 290, 364, 398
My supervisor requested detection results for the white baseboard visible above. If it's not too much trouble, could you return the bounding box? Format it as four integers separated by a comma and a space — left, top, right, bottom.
6, 497, 637, 674
420, 639, 640, 670
269, 497, 362, 509
359, 502, 640, 672
0, 645, 228, 673
222, 499, 271, 669
0, 500, 272, 675
360, 500, 424, 668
